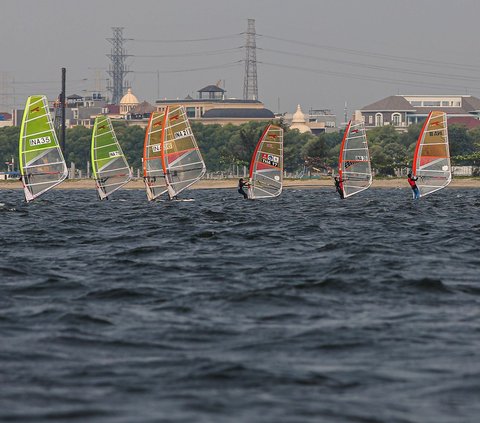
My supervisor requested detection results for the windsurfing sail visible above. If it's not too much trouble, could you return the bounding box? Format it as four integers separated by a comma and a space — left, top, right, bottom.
412, 111, 451, 197
143, 111, 168, 201
19, 95, 68, 202
162, 105, 206, 199
338, 120, 372, 198
91, 115, 132, 199
248, 124, 284, 199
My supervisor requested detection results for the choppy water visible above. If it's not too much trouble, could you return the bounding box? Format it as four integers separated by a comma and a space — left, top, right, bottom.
0, 187, 479, 423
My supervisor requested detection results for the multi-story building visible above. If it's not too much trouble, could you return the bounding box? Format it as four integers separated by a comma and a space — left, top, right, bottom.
356, 94, 480, 131
155, 84, 275, 126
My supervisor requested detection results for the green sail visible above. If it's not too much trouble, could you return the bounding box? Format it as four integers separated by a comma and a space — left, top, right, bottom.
19, 95, 67, 202
91, 115, 132, 199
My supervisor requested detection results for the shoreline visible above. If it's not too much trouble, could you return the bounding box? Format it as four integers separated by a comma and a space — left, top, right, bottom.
0, 178, 479, 190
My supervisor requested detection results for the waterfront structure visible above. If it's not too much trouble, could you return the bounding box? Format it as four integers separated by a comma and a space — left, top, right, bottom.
356, 94, 480, 131
155, 84, 274, 126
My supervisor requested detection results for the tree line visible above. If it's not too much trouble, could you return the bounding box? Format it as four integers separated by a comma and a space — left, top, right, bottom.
1, 120, 479, 176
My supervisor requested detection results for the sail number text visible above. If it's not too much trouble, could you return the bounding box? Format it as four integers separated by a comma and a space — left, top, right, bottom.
30, 136, 52, 147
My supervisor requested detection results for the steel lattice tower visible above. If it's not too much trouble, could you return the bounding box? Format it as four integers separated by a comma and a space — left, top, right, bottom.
243, 19, 258, 101
107, 27, 131, 104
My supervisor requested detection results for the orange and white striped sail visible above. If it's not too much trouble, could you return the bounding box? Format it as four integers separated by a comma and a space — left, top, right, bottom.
143, 111, 168, 201
338, 120, 372, 198
162, 106, 206, 199
413, 111, 451, 197
248, 124, 283, 199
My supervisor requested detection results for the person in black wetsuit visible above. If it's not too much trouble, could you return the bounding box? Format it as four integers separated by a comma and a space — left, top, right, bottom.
238, 178, 249, 199
334, 176, 344, 199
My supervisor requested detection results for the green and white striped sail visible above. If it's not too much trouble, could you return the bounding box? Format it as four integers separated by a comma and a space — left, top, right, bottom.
19, 95, 67, 202
163, 106, 206, 199
91, 115, 131, 199
143, 111, 168, 201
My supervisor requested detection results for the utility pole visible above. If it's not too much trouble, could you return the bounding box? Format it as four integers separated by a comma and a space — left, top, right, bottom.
61, 68, 66, 156
243, 19, 258, 101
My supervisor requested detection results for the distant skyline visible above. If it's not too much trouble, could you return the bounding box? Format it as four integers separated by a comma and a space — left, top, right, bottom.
2, 0, 480, 120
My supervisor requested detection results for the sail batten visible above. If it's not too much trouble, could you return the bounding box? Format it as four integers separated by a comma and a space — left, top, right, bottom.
338, 120, 372, 198
248, 124, 284, 199
91, 115, 131, 200
19, 95, 68, 202
412, 111, 451, 197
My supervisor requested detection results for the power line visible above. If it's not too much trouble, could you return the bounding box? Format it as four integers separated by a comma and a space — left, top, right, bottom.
259, 47, 480, 83
132, 61, 242, 74
259, 61, 480, 93
258, 33, 480, 73
134, 46, 243, 58
131, 33, 242, 43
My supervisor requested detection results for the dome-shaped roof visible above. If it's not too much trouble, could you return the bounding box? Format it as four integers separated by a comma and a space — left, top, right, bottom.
120, 88, 139, 105
292, 104, 306, 123
290, 104, 312, 134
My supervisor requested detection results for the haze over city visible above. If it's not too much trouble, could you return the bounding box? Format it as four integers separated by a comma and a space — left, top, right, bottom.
1, 0, 480, 118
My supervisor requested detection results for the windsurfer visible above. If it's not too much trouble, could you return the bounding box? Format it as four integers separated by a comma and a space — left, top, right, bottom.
334, 176, 344, 199
238, 178, 250, 199
407, 172, 420, 199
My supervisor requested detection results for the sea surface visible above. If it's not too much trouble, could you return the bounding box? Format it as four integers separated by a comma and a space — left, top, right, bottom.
0, 187, 479, 423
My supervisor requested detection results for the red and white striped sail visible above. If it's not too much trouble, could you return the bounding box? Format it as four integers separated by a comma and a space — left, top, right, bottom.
248, 124, 283, 199
413, 111, 451, 197
338, 120, 372, 198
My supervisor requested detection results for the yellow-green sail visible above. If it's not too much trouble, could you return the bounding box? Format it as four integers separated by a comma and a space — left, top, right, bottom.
19, 95, 68, 202
91, 115, 132, 199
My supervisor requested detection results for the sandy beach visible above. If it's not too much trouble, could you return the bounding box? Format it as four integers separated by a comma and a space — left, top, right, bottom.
0, 177, 479, 191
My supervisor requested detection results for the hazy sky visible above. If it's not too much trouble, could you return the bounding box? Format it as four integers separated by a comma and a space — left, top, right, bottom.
2, 0, 480, 121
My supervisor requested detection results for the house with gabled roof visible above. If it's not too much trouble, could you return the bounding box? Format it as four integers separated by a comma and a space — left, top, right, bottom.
356, 94, 480, 131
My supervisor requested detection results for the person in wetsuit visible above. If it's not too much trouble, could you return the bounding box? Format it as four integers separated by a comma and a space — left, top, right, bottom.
334, 176, 344, 199
407, 172, 420, 199
238, 178, 249, 199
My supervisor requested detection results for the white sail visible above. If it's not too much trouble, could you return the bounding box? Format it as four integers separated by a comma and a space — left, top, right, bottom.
91, 115, 131, 199
248, 124, 283, 199
338, 120, 372, 198
413, 111, 451, 197
19, 95, 67, 202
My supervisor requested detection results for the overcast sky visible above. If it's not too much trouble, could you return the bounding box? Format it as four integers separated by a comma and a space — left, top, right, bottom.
1, 0, 480, 121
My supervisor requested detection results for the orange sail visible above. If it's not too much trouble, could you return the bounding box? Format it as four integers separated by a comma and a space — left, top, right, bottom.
412, 111, 451, 197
